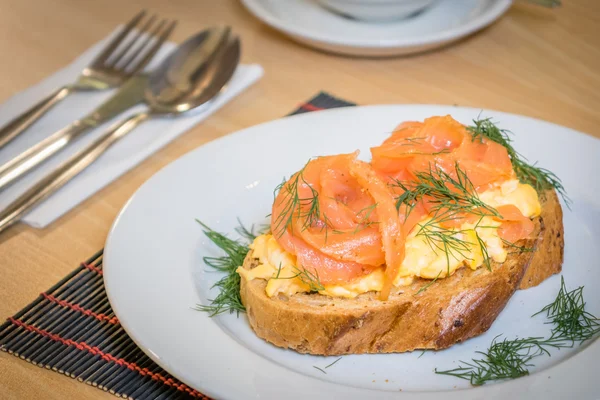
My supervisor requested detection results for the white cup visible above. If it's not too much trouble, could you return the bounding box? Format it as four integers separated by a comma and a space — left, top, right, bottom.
316, 0, 438, 22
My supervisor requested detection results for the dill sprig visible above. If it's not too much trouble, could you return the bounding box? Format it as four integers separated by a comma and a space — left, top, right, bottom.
501, 238, 534, 254
435, 336, 561, 385
399, 136, 426, 145
313, 357, 343, 374
352, 203, 379, 234
194, 220, 253, 316
392, 135, 450, 155
313, 366, 327, 374
435, 277, 600, 385
393, 163, 499, 272
271, 264, 325, 292
235, 217, 258, 241
415, 221, 473, 276
468, 118, 569, 206
472, 218, 493, 271
411, 149, 451, 156
356, 202, 378, 223
533, 276, 600, 342
313, 357, 342, 375
330, 203, 379, 235
394, 162, 500, 220
325, 357, 343, 368
294, 266, 326, 292
273, 162, 322, 238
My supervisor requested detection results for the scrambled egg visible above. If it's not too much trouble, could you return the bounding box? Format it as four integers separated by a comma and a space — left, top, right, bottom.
479, 179, 541, 217
236, 180, 541, 299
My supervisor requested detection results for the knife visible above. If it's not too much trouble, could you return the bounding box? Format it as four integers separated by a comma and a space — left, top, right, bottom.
0, 74, 148, 191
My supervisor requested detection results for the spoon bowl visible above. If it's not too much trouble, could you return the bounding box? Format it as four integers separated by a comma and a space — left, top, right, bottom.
148, 26, 240, 114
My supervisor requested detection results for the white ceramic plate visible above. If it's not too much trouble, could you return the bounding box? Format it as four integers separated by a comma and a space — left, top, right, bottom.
239, 0, 512, 57
104, 105, 600, 400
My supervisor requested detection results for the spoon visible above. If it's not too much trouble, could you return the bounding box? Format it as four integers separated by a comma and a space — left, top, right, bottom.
0, 29, 240, 234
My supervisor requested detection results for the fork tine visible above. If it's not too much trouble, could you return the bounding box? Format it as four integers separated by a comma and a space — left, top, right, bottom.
107, 14, 157, 69
89, 10, 147, 68
117, 18, 166, 73
128, 19, 177, 75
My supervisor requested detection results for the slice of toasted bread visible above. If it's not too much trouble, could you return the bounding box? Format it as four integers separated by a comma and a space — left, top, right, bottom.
239, 190, 564, 355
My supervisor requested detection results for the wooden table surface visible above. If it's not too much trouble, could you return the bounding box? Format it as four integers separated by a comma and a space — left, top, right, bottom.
1, 0, 599, 398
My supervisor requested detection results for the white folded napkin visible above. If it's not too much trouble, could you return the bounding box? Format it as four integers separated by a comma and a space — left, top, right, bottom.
0, 31, 263, 228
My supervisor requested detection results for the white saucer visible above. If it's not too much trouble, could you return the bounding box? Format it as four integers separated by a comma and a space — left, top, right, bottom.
240, 0, 512, 57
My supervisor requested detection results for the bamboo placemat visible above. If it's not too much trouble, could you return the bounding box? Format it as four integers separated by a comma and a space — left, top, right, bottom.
0, 92, 355, 400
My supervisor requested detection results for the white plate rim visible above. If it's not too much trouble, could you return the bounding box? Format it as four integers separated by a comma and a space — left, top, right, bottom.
239, 0, 512, 49
104, 104, 600, 400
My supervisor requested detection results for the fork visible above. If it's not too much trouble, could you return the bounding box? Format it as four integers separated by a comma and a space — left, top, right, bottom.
0, 10, 172, 149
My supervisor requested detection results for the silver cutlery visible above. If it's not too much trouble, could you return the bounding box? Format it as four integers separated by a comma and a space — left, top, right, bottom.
0, 10, 175, 150
0, 28, 240, 234
0, 20, 205, 192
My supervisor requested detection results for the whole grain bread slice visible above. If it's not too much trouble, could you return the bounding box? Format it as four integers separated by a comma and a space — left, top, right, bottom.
239, 190, 564, 355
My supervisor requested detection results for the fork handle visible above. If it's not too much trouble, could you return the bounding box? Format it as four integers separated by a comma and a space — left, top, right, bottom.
0, 116, 97, 191
0, 86, 73, 149
0, 111, 150, 234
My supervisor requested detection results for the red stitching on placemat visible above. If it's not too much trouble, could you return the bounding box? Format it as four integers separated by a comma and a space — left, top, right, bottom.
41, 293, 120, 325
300, 102, 324, 112
8, 318, 208, 399
82, 262, 103, 275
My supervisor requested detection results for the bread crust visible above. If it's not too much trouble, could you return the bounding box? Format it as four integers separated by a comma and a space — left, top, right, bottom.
239, 190, 564, 355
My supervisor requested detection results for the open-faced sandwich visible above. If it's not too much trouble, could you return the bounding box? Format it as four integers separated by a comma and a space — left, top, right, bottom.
233, 115, 565, 356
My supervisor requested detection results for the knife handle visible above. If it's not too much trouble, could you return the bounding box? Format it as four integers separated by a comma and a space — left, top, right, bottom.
0, 112, 150, 235
0, 86, 73, 149
0, 117, 97, 191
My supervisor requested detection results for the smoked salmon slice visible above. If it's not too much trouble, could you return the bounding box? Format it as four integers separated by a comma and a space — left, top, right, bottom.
495, 204, 535, 243
271, 153, 384, 284
349, 160, 405, 300
371, 115, 515, 190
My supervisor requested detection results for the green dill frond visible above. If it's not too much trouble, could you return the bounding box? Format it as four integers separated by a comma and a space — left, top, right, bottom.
512, 159, 569, 206
435, 336, 551, 385
235, 217, 258, 241
472, 216, 493, 271
325, 357, 342, 369
501, 238, 534, 254
399, 136, 426, 146
272, 161, 323, 238
533, 276, 600, 343
194, 220, 254, 317
415, 220, 473, 276
313, 357, 342, 374
392, 163, 498, 273
357, 202, 378, 221
270, 264, 325, 292
393, 178, 425, 216
352, 203, 379, 234
468, 118, 515, 153
313, 366, 327, 374
295, 266, 326, 292
468, 117, 569, 206
393, 162, 500, 220
436, 277, 599, 385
